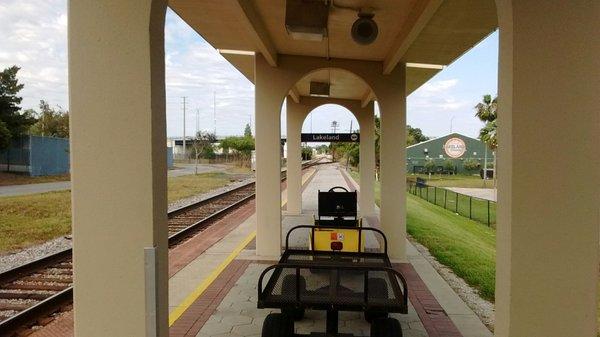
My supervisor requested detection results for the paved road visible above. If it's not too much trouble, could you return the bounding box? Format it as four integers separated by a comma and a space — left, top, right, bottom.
446, 187, 497, 202
0, 163, 229, 197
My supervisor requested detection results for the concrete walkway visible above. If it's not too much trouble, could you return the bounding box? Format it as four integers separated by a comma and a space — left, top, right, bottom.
445, 187, 497, 202
0, 164, 229, 197
169, 163, 492, 337
0, 181, 71, 197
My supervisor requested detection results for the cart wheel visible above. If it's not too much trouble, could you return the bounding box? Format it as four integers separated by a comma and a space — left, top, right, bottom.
370, 317, 402, 337
364, 278, 389, 323
262, 313, 294, 337
281, 274, 306, 320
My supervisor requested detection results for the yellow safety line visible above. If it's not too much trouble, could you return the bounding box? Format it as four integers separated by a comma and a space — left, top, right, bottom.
168, 167, 317, 326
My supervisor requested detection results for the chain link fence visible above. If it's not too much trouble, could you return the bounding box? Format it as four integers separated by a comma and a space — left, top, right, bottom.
407, 181, 496, 227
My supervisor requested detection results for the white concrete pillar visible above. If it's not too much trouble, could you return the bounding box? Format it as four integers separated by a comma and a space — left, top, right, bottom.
255, 54, 283, 256
356, 103, 376, 216
378, 66, 407, 260
286, 99, 304, 214
69, 1, 168, 336
495, 1, 599, 336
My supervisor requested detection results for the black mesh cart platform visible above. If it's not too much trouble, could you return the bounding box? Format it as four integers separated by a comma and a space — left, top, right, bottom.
257, 226, 408, 337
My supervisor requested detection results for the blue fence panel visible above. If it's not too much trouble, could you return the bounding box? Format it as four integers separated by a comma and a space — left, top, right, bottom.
29, 135, 70, 176
0, 135, 30, 173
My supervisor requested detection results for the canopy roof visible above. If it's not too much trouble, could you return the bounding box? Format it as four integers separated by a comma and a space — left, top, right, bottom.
169, 0, 497, 102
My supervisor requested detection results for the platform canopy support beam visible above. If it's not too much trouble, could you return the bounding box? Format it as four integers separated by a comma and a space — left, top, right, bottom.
494, 1, 599, 336
356, 102, 376, 216
69, 0, 168, 336
286, 99, 304, 215
378, 65, 407, 261
253, 55, 407, 258
255, 54, 283, 257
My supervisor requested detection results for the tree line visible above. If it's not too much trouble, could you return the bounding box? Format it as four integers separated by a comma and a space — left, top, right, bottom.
0, 66, 69, 150
330, 120, 429, 168
329, 93, 497, 175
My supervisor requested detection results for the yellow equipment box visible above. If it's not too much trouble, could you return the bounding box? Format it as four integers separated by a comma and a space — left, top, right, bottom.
310, 223, 365, 252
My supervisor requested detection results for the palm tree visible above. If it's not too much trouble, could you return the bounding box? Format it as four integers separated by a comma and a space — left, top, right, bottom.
479, 120, 497, 150
475, 94, 497, 123
475, 95, 498, 187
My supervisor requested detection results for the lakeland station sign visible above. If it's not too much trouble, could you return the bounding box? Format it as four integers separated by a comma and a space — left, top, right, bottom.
300, 133, 360, 143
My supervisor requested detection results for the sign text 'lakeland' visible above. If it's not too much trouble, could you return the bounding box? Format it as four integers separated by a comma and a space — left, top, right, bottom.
300, 133, 360, 143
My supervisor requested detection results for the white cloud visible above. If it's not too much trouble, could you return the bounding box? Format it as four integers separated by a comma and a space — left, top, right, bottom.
419, 79, 459, 96
0, 2, 496, 139
0, 2, 254, 137
0, 0, 68, 111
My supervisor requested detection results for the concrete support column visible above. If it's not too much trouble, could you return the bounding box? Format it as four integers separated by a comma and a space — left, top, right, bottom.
378, 66, 407, 260
69, 1, 168, 336
495, 1, 599, 336
286, 100, 304, 214
356, 103, 376, 216
255, 54, 283, 256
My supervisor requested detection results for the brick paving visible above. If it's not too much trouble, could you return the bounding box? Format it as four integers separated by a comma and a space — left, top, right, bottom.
29, 311, 74, 337
170, 260, 253, 337
395, 264, 462, 337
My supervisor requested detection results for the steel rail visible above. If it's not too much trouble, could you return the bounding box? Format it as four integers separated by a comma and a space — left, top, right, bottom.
0, 158, 325, 334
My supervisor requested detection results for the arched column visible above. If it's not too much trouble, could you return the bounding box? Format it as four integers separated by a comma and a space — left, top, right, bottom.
255, 54, 284, 256
377, 65, 407, 261
253, 55, 406, 258
494, 1, 599, 336
285, 99, 305, 214
291, 97, 375, 215
69, 0, 168, 336
356, 102, 376, 216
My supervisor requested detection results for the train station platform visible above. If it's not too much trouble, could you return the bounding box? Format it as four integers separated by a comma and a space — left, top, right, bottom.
168, 164, 491, 337
31, 163, 490, 337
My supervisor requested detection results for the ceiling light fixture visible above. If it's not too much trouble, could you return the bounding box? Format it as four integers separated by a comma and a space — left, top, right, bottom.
285, 0, 329, 42
309, 81, 330, 97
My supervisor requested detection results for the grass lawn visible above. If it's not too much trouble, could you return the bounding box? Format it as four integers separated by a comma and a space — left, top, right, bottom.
411, 185, 496, 226
406, 194, 496, 301
350, 170, 496, 301
0, 171, 242, 253
409, 173, 494, 188
0, 172, 70, 186
166, 172, 235, 203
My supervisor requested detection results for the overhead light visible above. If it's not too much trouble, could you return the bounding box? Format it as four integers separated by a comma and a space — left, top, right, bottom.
351, 11, 378, 45
406, 63, 446, 70
309, 81, 330, 97
217, 49, 255, 56
285, 0, 329, 42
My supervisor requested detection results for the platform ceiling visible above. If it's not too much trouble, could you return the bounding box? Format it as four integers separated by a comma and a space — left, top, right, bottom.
169, 0, 497, 103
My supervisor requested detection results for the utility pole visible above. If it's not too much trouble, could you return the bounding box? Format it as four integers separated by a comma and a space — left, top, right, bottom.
213, 91, 217, 137
331, 120, 338, 133
450, 116, 456, 133
349, 120, 353, 133
195, 108, 200, 174
182, 96, 187, 161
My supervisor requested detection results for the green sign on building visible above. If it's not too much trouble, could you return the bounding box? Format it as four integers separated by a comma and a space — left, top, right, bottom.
406, 133, 493, 175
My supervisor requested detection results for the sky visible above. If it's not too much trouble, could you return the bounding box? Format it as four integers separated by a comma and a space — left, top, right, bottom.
0, 1, 498, 139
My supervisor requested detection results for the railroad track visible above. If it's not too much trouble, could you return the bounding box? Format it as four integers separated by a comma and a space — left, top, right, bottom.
0, 158, 325, 335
